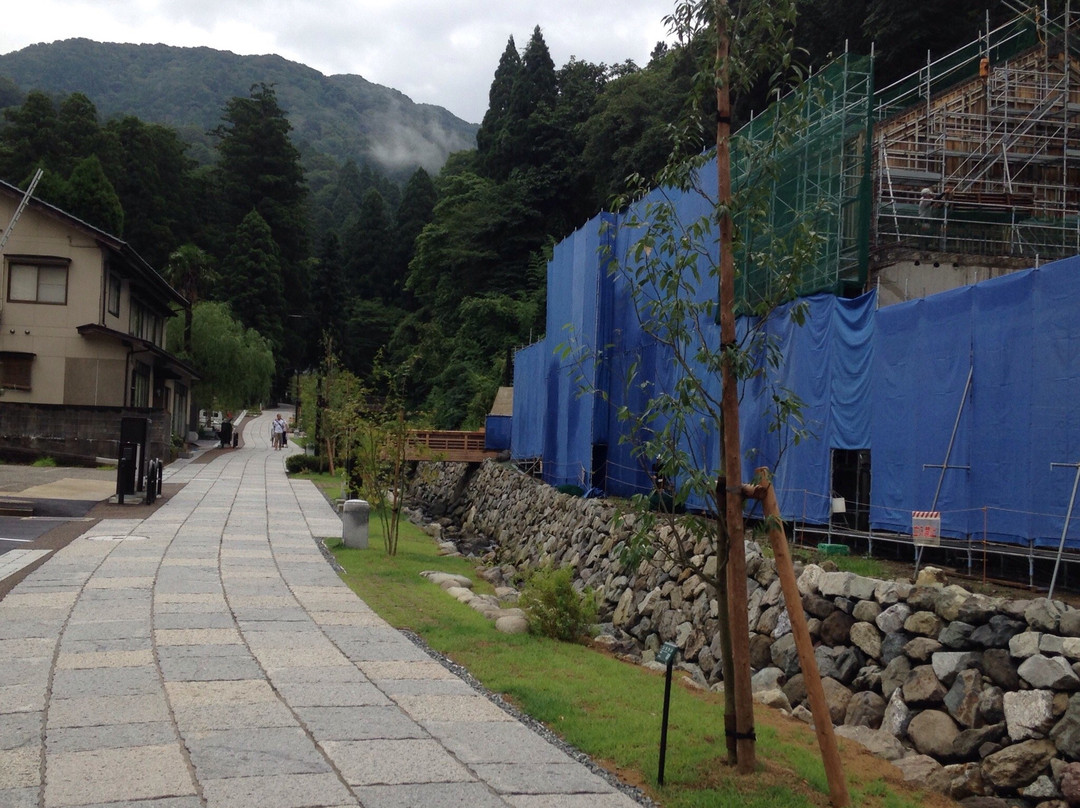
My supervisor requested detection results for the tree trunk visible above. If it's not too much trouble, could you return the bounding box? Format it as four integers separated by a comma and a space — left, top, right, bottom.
715, 0, 756, 774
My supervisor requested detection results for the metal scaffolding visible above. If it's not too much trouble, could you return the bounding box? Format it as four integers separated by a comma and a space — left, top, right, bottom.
873, 5, 1080, 260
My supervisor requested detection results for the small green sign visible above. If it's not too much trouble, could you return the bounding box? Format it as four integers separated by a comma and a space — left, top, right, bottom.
656, 642, 678, 665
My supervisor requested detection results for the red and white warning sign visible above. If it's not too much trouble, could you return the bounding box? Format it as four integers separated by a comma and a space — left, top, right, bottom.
912, 511, 941, 547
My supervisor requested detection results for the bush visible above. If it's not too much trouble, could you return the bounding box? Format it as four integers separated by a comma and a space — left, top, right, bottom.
31, 456, 57, 467
555, 484, 585, 497
519, 565, 597, 642
285, 453, 329, 474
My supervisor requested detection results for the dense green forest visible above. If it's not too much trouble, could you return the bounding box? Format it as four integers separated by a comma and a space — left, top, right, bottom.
0, 0, 1047, 428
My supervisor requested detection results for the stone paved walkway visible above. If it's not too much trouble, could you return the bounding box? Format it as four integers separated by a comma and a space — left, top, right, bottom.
0, 410, 642, 808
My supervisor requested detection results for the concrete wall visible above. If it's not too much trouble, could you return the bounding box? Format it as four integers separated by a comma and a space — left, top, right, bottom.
0, 402, 172, 463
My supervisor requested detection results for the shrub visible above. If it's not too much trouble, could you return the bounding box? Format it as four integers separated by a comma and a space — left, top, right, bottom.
31, 456, 57, 467
555, 484, 585, 497
519, 565, 597, 642
285, 453, 328, 474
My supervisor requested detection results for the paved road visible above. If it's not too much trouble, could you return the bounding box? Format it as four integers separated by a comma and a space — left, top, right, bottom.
0, 410, 641, 808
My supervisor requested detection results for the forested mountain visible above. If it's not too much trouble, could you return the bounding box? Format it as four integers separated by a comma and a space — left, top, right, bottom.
0, 39, 476, 177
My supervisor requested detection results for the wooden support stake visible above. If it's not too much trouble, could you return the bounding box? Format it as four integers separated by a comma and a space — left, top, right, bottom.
744, 468, 850, 808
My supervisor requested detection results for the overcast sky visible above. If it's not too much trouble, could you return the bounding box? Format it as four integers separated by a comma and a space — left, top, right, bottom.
0, 1, 673, 124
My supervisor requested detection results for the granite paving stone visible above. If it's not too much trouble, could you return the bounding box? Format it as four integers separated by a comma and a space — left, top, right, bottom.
184, 727, 332, 780
0, 411, 647, 808
351, 782, 511, 808
200, 772, 355, 808
294, 705, 428, 741
48, 694, 173, 728
45, 743, 197, 806
324, 738, 477, 786
0, 711, 41, 750
46, 721, 179, 753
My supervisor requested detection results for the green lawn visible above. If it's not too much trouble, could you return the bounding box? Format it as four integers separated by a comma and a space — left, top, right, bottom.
309, 488, 937, 808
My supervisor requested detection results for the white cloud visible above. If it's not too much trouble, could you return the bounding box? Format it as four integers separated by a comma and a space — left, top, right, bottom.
0, 0, 672, 123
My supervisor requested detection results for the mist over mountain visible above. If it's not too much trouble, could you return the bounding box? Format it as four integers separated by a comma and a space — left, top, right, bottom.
0, 38, 478, 177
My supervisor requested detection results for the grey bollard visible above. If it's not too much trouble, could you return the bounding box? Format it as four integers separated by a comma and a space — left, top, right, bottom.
342, 499, 370, 549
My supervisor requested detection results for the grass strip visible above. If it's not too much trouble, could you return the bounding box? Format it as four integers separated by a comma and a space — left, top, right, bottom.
296, 473, 944, 808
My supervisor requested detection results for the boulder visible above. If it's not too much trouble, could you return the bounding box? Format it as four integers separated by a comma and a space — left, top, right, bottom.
852, 599, 882, 623
881, 655, 912, 699
1025, 598, 1064, 633
1018, 654, 1080, 690
1003, 689, 1056, 741
907, 585, 942, 612
818, 571, 877, 601
938, 620, 976, 650
850, 622, 882, 660
1019, 774, 1061, 800
1010, 631, 1043, 659
1049, 693, 1080, 759
802, 593, 836, 619
881, 687, 912, 737
880, 631, 913, 665
495, 614, 529, 634
944, 668, 983, 729
876, 602, 912, 635
821, 677, 854, 725
844, 690, 886, 729
931, 650, 982, 687
904, 636, 943, 662
953, 723, 1006, 760
612, 588, 638, 628
908, 709, 960, 758
770, 633, 801, 677
905, 610, 944, 637
936, 585, 975, 621
978, 686, 1007, 726
751, 666, 786, 693
957, 593, 1001, 625
903, 664, 947, 705
748, 632, 774, 670
982, 648, 1020, 691
834, 724, 906, 760
1059, 761, 1080, 804
782, 672, 807, 709
874, 579, 910, 605
796, 563, 825, 595
891, 754, 943, 784
915, 566, 949, 587
970, 615, 1027, 649
820, 609, 856, 647
980, 738, 1057, 790
753, 688, 792, 711
1060, 609, 1080, 639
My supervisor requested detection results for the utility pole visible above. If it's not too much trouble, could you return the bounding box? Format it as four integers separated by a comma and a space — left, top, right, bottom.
714, 0, 756, 774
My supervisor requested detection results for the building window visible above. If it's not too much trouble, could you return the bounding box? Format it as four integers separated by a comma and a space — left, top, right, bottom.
129, 299, 163, 347
0, 352, 34, 390
107, 274, 121, 316
8, 262, 68, 304
131, 362, 150, 407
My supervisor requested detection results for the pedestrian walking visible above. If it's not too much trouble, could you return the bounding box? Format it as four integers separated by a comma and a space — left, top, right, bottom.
271, 413, 286, 450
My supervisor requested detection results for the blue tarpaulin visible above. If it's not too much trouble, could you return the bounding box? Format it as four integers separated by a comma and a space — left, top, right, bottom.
872, 257, 1080, 547
513, 176, 1080, 549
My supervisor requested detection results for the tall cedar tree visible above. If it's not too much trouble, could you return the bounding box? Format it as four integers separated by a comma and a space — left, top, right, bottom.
343, 189, 394, 304
476, 36, 521, 179
67, 155, 124, 235
218, 209, 286, 358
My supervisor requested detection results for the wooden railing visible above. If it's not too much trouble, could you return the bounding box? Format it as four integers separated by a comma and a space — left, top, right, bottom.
403, 430, 497, 462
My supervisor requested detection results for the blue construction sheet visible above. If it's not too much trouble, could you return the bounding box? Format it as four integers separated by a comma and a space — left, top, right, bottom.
870, 256, 1080, 548
511, 341, 547, 459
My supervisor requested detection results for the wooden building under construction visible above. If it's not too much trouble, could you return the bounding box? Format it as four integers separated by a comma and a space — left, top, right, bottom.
870, 8, 1080, 305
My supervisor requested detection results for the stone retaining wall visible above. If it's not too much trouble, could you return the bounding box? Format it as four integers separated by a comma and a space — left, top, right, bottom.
408, 460, 1080, 804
